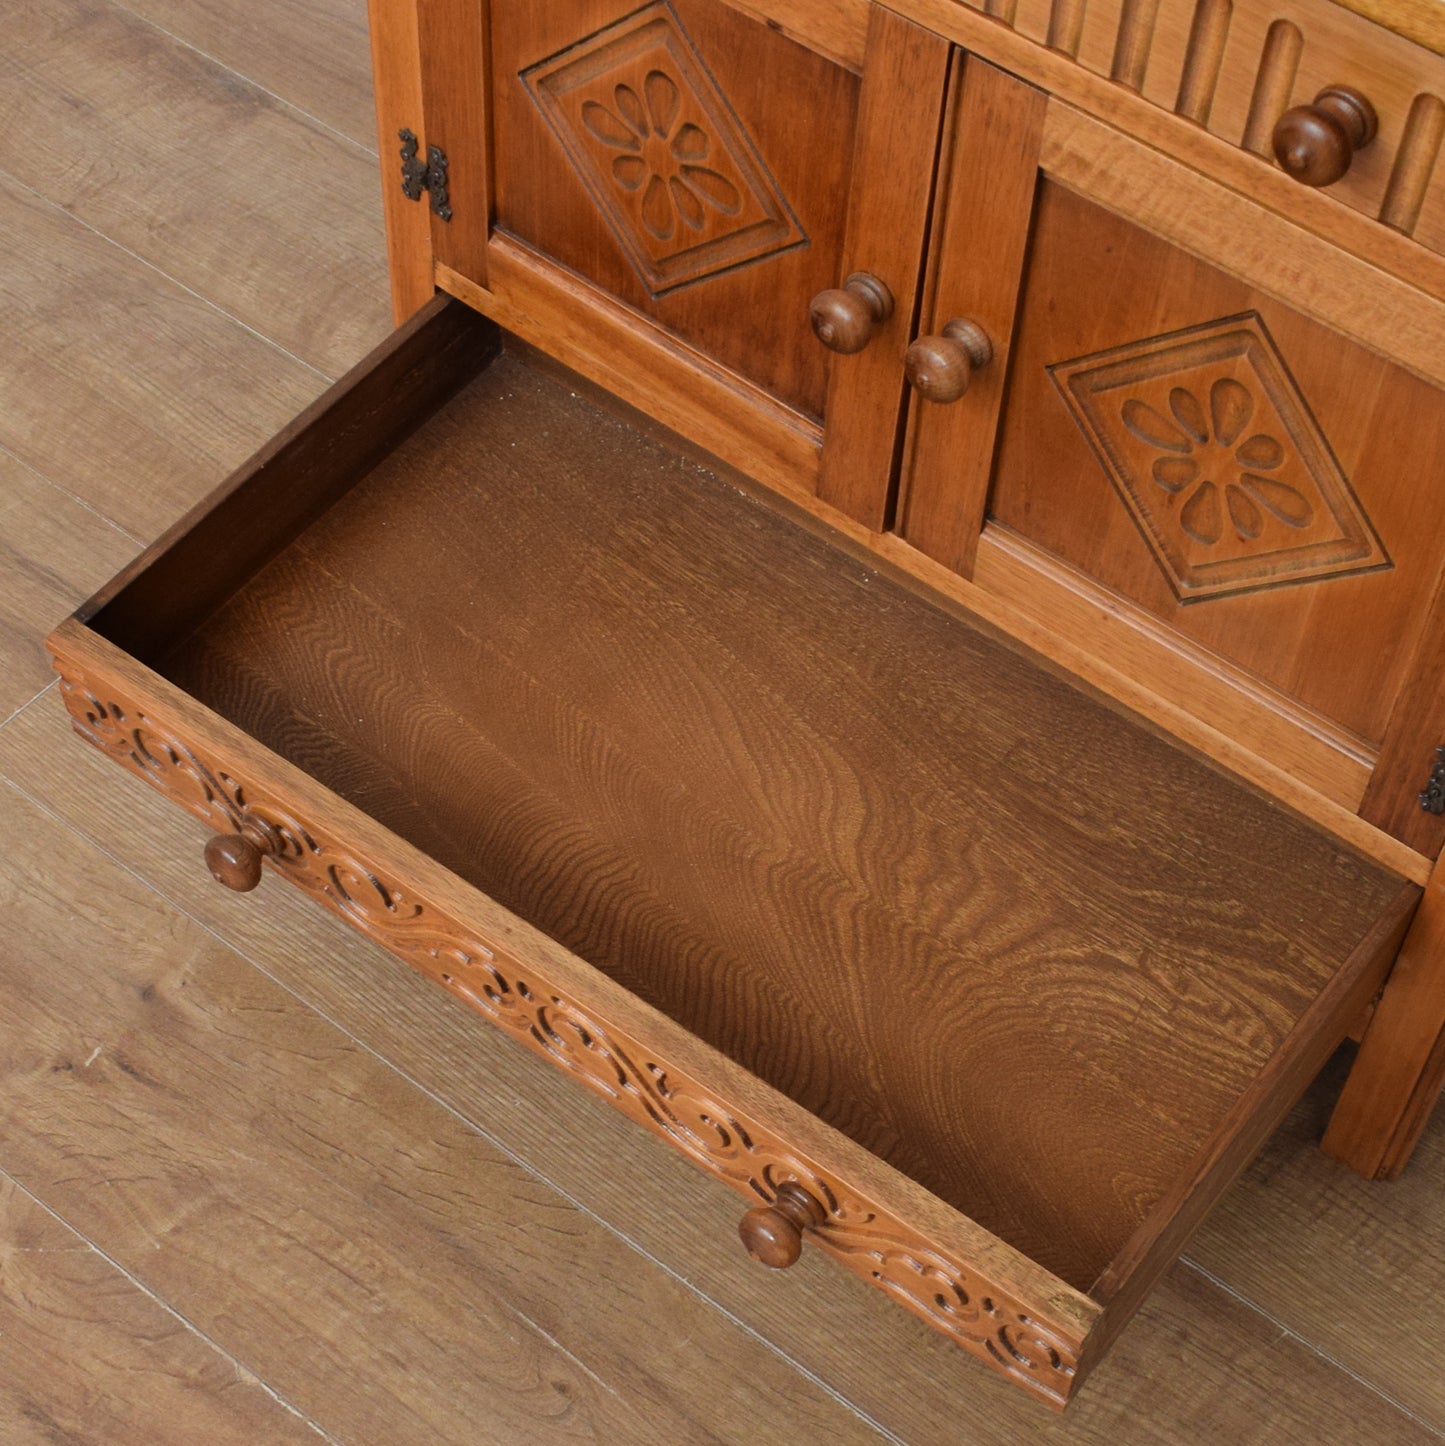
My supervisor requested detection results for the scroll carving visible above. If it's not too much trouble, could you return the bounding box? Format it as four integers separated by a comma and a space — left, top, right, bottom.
53, 662, 1085, 1405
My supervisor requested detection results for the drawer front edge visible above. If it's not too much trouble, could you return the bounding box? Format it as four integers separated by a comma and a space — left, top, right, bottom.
47, 622, 1096, 1408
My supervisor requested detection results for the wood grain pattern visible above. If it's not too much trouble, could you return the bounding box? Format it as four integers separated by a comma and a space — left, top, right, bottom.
111, 0, 378, 145
1241, 19, 1304, 156
495, 344, 1429, 881
50, 624, 1096, 1407
1191, 1047, 1445, 1432
1082, 880, 1414, 1373
1360, 569, 1445, 857
1382, 91, 1445, 233
897, 0, 1445, 303
0, 455, 136, 724
93, 348, 1413, 1310
11, 0, 1445, 1428
0, 1174, 322, 1445
970, 530, 1376, 812
369, 0, 435, 321
0, 776, 887, 1443
1322, 853, 1445, 1177
1110, 0, 1162, 90
1323, 0, 1445, 53
813, 6, 950, 528
1040, 103, 1445, 392
2, 699, 1438, 1441
439, 250, 822, 502
0, 170, 324, 542
988, 180, 1445, 754
1173, 0, 1231, 125
1078, 1261, 1443, 1445
489, 0, 858, 419
896, 57, 1048, 575
712, 0, 870, 69
956, 0, 1445, 247
0, 0, 391, 378
416, 0, 491, 286
93, 298, 500, 659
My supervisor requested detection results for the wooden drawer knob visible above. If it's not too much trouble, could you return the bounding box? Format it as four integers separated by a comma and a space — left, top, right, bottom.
738, 1181, 827, 1269
809, 272, 895, 355
904, 319, 994, 404
204, 833, 270, 892
1272, 85, 1378, 187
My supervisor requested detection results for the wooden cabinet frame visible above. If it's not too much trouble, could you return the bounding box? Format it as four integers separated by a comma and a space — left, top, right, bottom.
373, 0, 1445, 1235
56, 0, 1445, 1407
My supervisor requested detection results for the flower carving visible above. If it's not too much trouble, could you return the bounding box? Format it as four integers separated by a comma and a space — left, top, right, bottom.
581, 69, 742, 241
1121, 377, 1314, 547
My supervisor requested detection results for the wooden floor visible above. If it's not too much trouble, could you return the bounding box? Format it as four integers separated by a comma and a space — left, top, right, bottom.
1, 2, 1443, 1441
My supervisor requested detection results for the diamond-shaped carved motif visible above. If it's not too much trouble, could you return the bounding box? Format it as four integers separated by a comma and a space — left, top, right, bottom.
522, 2, 807, 297
1050, 313, 1389, 601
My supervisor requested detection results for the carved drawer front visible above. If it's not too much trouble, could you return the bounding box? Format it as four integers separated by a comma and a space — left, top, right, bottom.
898, 58, 1445, 856
966, 0, 1445, 258
48, 298, 1417, 1408
418, 0, 949, 524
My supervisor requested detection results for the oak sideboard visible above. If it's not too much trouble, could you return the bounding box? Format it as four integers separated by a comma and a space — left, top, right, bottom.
48, 0, 1445, 1407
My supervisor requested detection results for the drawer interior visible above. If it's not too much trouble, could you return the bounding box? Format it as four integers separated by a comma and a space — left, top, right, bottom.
91, 303, 1413, 1297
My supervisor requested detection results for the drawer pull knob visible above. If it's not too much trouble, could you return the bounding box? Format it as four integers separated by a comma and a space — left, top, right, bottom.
1272, 85, 1378, 187
905, 319, 994, 404
204, 833, 269, 892
809, 272, 895, 355
738, 1181, 827, 1269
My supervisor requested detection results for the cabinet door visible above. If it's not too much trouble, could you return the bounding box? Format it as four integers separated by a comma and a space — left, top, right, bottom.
897, 58, 1445, 855
419, 0, 947, 520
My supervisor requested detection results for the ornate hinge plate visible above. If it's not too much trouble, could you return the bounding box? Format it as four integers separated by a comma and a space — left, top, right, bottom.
398, 129, 452, 223
1419, 745, 1445, 814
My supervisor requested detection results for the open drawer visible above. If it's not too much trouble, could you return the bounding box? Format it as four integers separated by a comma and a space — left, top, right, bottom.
47, 297, 1419, 1408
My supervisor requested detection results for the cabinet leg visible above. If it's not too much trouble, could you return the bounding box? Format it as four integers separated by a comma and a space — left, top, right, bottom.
1324, 853, 1445, 1178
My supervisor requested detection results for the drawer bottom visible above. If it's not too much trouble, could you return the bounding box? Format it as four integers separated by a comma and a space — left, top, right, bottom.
50, 299, 1418, 1405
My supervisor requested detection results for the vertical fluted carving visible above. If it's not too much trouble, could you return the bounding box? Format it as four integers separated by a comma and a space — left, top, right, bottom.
1381, 93, 1445, 233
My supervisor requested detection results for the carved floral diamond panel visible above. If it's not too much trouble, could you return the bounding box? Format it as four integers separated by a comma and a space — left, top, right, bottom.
1050, 313, 1389, 602
522, 1, 808, 297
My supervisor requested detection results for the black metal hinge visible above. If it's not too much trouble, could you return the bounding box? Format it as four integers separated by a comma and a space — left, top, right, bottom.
398, 129, 452, 223
1420, 745, 1445, 814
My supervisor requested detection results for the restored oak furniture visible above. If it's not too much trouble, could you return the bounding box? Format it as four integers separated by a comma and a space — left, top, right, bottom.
48, 0, 1445, 1409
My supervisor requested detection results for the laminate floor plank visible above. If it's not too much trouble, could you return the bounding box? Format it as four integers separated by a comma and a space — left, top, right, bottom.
0, 453, 137, 723
0, 777, 879, 1446
0, 170, 325, 541
0, 0, 391, 378
112, 0, 378, 149
0, 1173, 324, 1446
3, 698, 1436, 1444
1187, 1049, 1445, 1431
